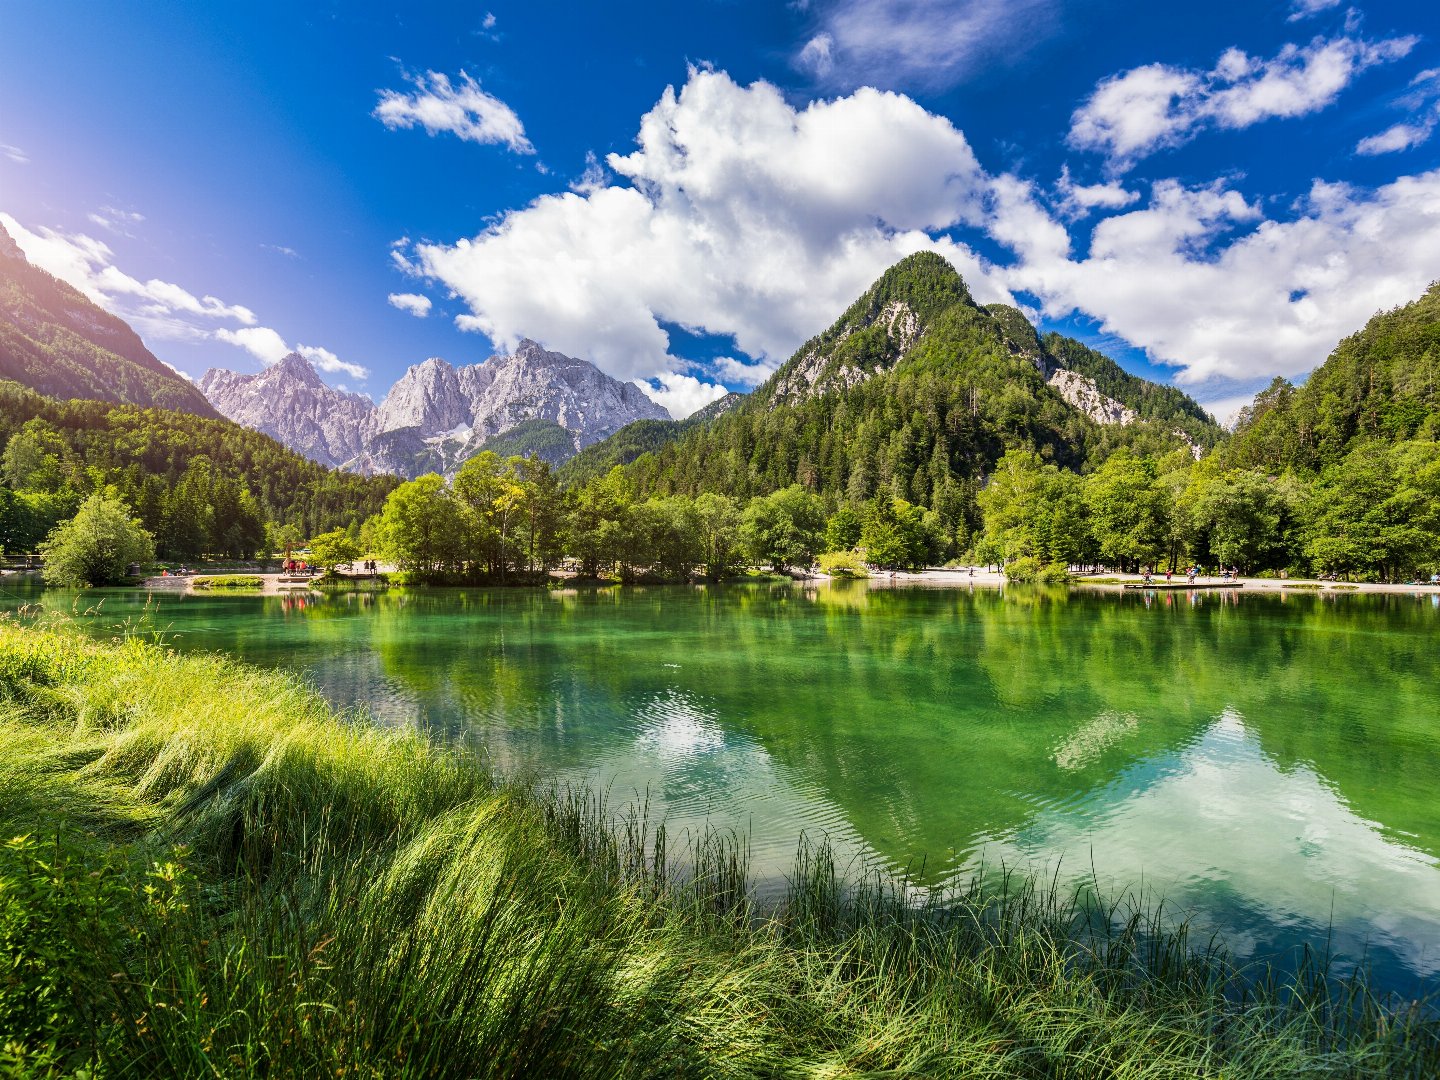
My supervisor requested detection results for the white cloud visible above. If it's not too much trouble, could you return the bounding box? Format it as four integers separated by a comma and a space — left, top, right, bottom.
1001, 171, 1440, 386
0, 143, 27, 165
636, 373, 729, 419
795, 0, 1058, 91
261, 243, 300, 258
0, 212, 257, 340
1288, 0, 1342, 21
1357, 119, 1436, 155
214, 327, 368, 380
1069, 32, 1417, 170
298, 345, 368, 380
714, 355, 778, 388
569, 150, 608, 195
407, 68, 1011, 386
374, 70, 533, 154
1356, 67, 1440, 155
1054, 166, 1139, 218
482, 12, 496, 29
387, 291, 433, 317
215, 326, 290, 364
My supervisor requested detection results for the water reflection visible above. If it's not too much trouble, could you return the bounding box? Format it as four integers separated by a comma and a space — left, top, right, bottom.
7, 581, 1438, 996
976, 708, 1440, 991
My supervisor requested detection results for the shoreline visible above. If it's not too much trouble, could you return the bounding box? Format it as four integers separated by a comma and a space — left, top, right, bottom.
128, 566, 1440, 597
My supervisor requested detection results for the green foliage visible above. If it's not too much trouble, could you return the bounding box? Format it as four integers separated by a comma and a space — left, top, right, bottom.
1004, 555, 1042, 582
1227, 283, 1440, 472
307, 529, 362, 573
816, 549, 868, 577
0, 224, 218, 417
1, 624, 1432, 1077
858, 496, 935, 570
0, 381, 397, 545
579, 255, 1217, 554
191, 574, 264, 590
469, 418, 577, 467
740, 484, 827, 572
39, 491, 154, 586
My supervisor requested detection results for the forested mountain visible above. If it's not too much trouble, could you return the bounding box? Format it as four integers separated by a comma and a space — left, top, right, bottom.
555, 393, 742, 487
0, 380, 396, 556
0, 223, 218, 418
1224, 282, 1440, 470
600, 252, 1221, 545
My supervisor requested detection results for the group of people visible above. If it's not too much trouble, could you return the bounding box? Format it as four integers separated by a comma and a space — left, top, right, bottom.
1140, 565, 1240, 585
282, 558, 310, 575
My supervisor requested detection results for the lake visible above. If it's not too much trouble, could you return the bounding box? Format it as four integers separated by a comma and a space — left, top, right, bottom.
9, 579, 1439, 999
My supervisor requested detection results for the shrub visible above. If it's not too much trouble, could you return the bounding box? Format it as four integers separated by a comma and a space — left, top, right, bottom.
1004, 556, 1041, 582
1038, 561, 1071, 585
191, 575, 264, 590
817, 550, 868, 578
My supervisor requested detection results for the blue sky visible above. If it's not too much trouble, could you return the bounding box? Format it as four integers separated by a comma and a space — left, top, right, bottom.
1, 0, 1437, 421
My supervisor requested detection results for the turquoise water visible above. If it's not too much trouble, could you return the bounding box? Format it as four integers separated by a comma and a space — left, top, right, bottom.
11, 580, 1440, 997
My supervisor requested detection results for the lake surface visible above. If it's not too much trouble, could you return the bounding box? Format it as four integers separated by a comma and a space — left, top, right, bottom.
9, 580, 1439, 998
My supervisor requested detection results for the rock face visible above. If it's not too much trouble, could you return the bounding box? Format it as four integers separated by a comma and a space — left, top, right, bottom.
1044, 369, 1137, 426
200, 339, 670, 477
772, 299, 922, 403
200, 354, 377, 468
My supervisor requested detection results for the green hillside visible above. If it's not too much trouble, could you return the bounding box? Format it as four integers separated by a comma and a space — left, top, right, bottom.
1224, 282, 1440, 470
603, 253, 1221, 543
0, 381, 396, 556
0, 223, 218, 417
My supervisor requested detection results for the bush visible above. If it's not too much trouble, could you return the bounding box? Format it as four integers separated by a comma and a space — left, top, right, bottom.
191, 575, 264, 590
817, 550, 868, 578
1004, 556, 1041, 582
1038, 561, 1071, 585
39, 492, 155, 587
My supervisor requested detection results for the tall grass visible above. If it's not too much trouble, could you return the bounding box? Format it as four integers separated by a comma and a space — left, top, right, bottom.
0, 616, 1434, 1078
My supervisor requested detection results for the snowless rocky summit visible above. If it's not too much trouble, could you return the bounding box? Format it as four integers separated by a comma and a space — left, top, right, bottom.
200, 339, 669, 477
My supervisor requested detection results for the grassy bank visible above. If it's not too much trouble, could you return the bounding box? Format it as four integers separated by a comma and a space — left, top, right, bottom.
0, 619, 1434, 1078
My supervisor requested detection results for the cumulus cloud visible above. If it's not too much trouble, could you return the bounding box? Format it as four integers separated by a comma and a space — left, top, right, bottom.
795, 0, 1058, 91
405, 68, 1011, 388
1070, 32, 1416, 170
214, 327, 369, 380
1002, 170, 1440, 386
374, 70, 533, 154
714, 355, 779, 388
637, 373, 730, 419
387, 291, 433, 317
0, 212, 257, 340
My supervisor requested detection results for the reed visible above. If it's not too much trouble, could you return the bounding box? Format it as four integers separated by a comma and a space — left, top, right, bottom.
0, 618, 1434, 1078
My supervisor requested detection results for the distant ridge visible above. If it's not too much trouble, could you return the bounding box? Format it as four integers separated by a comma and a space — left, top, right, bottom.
0, 222, 218, 417
201, 338, 670, 477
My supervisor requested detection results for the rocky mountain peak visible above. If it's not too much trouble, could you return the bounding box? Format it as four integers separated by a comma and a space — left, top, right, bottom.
270, 352, 324, 386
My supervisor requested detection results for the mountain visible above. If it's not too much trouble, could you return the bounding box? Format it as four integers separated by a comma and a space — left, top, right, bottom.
201, 338, 669, 477
556, 392, 743, 487
0, 222, 218, 417
1224, 282, 1440, 471
599, 252, 1223, 539
199, 353, 377, 468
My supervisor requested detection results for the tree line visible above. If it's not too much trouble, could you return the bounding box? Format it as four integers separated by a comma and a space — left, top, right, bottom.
976, 441, 1440, 581
366, 452, 946, 583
